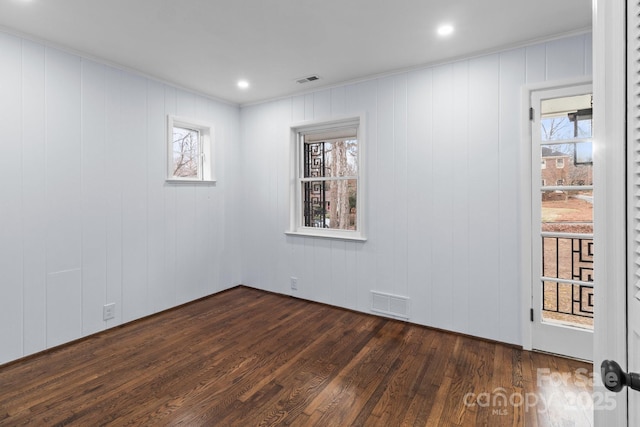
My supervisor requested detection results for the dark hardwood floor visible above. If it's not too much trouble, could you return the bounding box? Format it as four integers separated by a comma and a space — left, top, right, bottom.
0, 286, 592, 426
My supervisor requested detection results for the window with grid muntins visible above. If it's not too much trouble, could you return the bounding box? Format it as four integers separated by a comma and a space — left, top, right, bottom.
289, 116, 365, 241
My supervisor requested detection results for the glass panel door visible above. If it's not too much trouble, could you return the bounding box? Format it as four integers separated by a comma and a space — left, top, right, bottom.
531, 84, 594, 361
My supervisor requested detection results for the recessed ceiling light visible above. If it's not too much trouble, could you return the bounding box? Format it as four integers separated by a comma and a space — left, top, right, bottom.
437, 24, 454, 37
237, 80, 249, 89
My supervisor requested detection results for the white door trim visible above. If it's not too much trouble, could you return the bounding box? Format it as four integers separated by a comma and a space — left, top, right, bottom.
593, 0, 628, 425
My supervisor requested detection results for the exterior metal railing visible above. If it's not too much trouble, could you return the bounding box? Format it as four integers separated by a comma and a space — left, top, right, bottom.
541, 232, 594, 319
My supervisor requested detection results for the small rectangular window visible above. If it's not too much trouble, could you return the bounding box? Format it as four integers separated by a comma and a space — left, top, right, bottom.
167, 116, 215, 183
556, 158, 565, 169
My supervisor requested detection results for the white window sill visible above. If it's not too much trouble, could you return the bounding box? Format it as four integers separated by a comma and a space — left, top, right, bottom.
285, 230, 367, 242
165, 179, 217, 185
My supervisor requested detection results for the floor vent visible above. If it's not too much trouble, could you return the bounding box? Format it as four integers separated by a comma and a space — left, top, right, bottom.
296, 75, 320, 84
370, 291, 410, 319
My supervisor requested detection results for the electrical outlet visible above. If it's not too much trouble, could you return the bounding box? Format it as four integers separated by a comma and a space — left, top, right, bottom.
103, 303, 115, 321
290, 277, 298, 291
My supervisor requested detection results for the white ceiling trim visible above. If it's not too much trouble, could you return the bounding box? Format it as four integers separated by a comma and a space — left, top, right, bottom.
0, 22, 592, 109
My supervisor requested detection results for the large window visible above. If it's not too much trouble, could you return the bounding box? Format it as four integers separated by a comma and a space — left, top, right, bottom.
167, 115, 215, 183
288, 116, 365, 241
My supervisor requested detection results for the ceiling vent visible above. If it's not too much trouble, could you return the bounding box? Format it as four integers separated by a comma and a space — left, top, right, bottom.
296, 75, 320, 84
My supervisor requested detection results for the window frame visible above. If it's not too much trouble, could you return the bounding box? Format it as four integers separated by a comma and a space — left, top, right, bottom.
287, 115, 366, 241
556, 158, 565, 169
166, 115, 216, 184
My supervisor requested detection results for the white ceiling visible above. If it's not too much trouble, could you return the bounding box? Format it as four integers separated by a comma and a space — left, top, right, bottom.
0, 0, 592, 105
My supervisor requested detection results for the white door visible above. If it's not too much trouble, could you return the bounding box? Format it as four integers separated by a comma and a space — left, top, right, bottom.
628, 1, 640, 421
592, 0, 629, 425
530, 84, 594, 361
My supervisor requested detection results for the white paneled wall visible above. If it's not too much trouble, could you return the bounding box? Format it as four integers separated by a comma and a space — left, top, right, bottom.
240, 33, 592, 345
0, 31, 242, 364
0, 30, 591, 365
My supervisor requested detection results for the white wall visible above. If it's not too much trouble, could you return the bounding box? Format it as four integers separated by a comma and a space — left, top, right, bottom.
0, 30, 592, 365
0, 31, 242, 364
239, 33, 592, 345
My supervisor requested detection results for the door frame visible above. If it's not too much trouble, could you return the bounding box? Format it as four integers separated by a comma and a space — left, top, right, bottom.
520, 77, 593, 355
593, 0, 628, 425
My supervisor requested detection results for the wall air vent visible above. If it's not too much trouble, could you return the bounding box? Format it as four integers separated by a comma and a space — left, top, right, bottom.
370, 291, 410, 319
296, 75, 320, 84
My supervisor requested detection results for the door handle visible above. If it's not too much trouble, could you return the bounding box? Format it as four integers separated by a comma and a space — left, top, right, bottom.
601, 360, 640, 392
